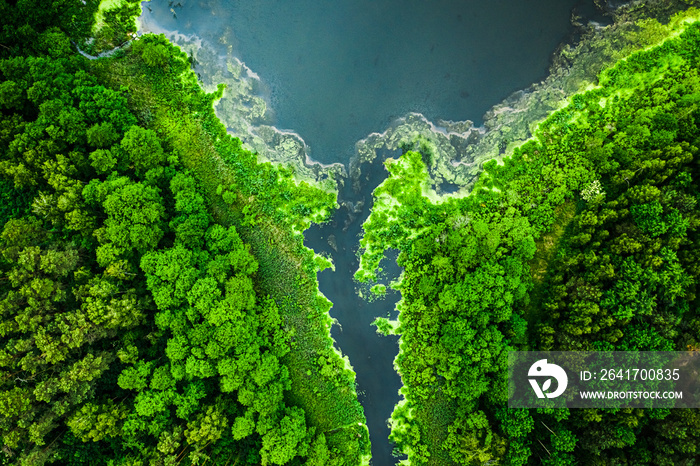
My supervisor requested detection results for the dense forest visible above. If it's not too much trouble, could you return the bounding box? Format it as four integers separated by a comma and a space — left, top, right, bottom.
0, 0, 369, 464
357, 8, 700, 466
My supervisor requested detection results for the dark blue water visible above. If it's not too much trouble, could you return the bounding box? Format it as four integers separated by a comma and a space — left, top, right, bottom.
303, 151, 405, 464
142, 0, 593, 164
140, 1, 599, 463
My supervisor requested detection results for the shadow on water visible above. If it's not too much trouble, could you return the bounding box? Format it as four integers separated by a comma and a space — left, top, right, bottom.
303, 151, 405, 465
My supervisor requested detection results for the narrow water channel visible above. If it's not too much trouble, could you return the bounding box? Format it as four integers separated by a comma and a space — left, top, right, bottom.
303, 151, 405, 463
139, 1, 599, 463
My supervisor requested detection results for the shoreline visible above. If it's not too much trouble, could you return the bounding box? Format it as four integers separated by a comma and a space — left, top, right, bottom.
134, 1, 700, 208
354, 4, 700, 464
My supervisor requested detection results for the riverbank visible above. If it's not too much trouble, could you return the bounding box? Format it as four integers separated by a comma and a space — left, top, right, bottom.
355, 5, 700, 464
351, 2, 700, 197
87, 12, 372, 464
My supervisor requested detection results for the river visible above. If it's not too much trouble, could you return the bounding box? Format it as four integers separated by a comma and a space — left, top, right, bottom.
139, 1, 600, 463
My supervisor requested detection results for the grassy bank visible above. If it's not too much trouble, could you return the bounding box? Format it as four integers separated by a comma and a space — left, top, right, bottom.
90, 34, 370, 463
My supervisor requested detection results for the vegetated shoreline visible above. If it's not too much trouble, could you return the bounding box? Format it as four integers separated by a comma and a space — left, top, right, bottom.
136, 0, 700, 204
354, 4, 700, 465
351, 1, 700, 196
133, 0, 678, 200
136, 14, 349, 189
357, 6, 700, 292
136, 1, 603, 197
78, 0, 374, 462
1, 0, 379, 459
114, 48, 372, 463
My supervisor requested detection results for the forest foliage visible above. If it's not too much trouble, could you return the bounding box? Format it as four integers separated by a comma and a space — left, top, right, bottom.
0, 0, 368, 464
357, 11, 700, 466
6, 0, 700, 464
